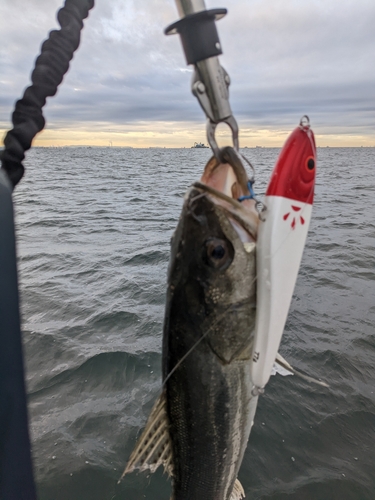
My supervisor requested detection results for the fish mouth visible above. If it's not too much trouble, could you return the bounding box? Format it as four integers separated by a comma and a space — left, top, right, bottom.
197, 147, 259, 242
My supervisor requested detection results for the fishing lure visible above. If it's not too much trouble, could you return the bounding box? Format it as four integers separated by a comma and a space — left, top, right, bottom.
251, 116, 317, 391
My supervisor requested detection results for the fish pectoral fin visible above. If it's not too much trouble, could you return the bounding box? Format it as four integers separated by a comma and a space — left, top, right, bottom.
119, 392, 173, 483
230, 479, 245, 500
275, 352, 330, 388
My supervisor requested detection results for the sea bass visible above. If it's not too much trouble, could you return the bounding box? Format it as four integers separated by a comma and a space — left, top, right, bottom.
121, 147, 260, 499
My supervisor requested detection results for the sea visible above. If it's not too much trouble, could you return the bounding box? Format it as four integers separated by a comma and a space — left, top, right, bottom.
12, 146, 375, 500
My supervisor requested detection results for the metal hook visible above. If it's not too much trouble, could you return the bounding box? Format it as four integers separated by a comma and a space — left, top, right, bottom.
206, 116, 239, 161
238, 152, 256, 182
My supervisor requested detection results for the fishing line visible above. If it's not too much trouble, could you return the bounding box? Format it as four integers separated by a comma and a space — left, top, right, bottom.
162, 302, 252, 388
162, 334, 207, 387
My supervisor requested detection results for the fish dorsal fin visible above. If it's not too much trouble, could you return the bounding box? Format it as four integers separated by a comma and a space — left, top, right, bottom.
119, 392, 173, 482
230, 479, 245, 500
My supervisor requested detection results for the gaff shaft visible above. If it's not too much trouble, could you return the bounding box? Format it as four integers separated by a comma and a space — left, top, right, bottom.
175, 0, 206, 17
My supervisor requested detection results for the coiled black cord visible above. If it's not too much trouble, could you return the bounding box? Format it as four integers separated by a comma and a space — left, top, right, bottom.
0, 0, 95, 189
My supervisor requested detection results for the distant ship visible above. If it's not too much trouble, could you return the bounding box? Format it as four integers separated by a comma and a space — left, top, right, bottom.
191, 142, 209, 149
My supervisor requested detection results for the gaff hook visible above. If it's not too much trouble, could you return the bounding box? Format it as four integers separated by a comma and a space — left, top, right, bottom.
206, 116, 239, 161
165, 1, 240, 161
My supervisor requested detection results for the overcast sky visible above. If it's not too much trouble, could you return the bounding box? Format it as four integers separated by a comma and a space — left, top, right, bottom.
0, 0, 374, 147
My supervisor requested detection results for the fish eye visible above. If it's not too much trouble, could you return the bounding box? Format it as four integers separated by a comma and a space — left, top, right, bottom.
204, 238, 233, 270
306, 157, 315, 170
211, 244, 225, 259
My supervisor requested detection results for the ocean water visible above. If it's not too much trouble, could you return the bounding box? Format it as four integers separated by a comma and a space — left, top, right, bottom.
13, 146, 375, 500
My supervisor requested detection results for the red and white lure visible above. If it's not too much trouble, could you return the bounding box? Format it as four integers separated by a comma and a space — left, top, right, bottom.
251, 116, 317, 391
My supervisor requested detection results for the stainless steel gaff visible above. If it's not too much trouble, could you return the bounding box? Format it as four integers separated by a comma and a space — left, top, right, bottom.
171, 0, 240, 161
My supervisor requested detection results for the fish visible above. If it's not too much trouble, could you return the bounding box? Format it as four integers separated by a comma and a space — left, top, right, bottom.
121, 147, 260, 500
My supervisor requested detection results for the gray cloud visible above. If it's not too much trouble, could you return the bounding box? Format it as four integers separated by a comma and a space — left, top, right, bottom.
1, 0, 374, 138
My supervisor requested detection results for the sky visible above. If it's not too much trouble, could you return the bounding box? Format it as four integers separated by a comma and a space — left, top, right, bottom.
0, 0, 374, 147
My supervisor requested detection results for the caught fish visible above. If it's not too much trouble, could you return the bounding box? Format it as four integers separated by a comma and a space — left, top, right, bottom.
121, 147, 260, 499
